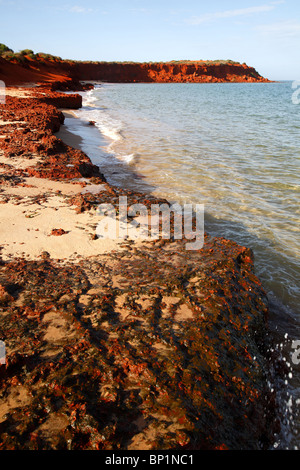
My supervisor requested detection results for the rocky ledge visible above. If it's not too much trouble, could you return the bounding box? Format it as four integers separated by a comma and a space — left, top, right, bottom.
72, 60, 270, 83
0, 84, 279, 450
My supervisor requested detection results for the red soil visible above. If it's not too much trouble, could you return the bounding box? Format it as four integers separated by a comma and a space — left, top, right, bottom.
0, 57, 70, 86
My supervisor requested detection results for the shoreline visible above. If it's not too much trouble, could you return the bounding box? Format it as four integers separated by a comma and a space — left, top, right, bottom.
0, 83, 282, 450
55, 109, 85, 152
0, 130, 123, 261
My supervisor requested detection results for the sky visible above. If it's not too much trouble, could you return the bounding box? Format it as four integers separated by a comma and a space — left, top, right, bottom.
0, 0, 300, 80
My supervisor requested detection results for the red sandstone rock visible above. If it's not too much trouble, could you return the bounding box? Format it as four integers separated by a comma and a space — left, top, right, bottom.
0, 55, 270, 86
0, 237, 279, 450
71, 60, 270, 83
50, 228, 68, 236
34, 88, 82, 109
0, 94, 106, 182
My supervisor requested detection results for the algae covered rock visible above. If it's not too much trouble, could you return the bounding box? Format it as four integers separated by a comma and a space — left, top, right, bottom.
0, 236, 278, 450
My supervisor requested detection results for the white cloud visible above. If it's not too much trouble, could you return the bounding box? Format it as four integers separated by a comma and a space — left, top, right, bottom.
70, 6, 93, 14
186, 3, 278, 25
256, 19, 300, 38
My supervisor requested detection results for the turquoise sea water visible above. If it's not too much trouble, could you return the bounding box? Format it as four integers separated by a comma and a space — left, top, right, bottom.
63, 81, 299, 448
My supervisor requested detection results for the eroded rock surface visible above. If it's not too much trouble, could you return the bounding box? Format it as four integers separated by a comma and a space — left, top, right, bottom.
0, 236, 278, 450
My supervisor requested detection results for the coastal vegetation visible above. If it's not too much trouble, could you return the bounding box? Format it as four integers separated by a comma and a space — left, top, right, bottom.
0, 44, 249, 68
0, 44, 62, 63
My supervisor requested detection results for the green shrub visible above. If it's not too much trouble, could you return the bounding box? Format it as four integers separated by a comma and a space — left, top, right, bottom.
36, 52, 61, 61
19, 49, 34, 56
0, 43, 14, 55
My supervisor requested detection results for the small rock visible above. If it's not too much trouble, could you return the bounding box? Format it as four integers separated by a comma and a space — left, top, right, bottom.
50, 228, 68, 236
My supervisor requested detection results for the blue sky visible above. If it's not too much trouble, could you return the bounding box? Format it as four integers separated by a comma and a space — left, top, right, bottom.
1, 0, 300, 80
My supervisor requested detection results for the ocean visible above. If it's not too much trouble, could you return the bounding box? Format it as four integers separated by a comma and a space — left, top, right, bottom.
62, 81, 299, 449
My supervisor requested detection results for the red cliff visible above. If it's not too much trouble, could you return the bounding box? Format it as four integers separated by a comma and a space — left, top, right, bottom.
0, 54, 270, 85
72, 60, 269, 83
